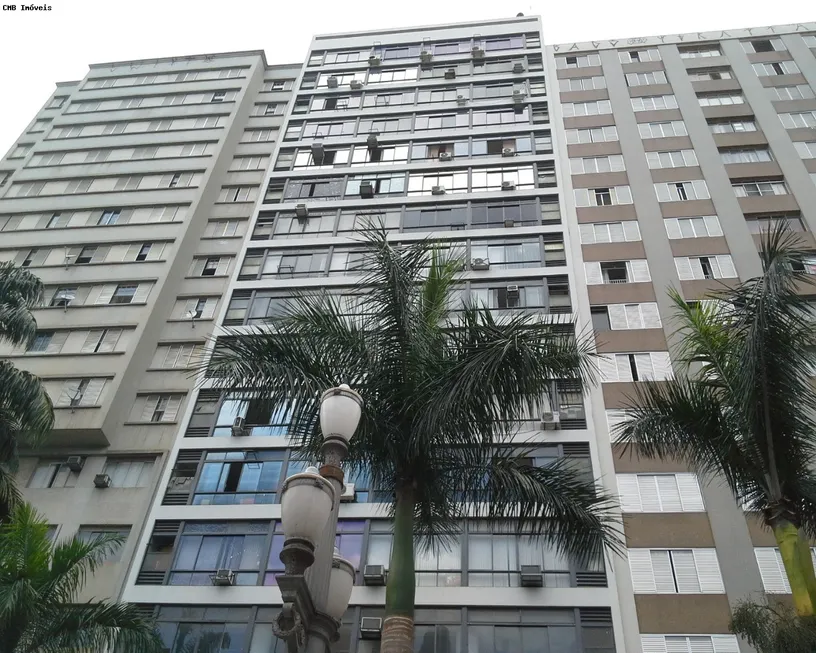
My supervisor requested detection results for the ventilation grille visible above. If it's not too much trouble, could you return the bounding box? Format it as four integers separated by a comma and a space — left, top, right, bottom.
176, 449, 204, 463
132, 604, 157, 619
184, 427, 210, 438
136, 571, 166, 585
153, 520, 181, 535
561, 418, 588, 430
576, 571, 608, 587
161, 493, 190, 506
197, 390, 221, 403
562, 442, 591, 456
580, 607, 612, 625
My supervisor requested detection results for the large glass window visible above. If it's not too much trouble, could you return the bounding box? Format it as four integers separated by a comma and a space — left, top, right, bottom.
470, 239, 541, 269
471, 166, 535, 191
213, 394, 295, 436
471, 200, 539, 229
403, 205, 468, 231
407, 171, 469, 195
193, 451, 285, 505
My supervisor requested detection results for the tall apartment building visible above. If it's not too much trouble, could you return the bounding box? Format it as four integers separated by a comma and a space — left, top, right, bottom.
3, 14, 816, 653
0, 50, 299, 601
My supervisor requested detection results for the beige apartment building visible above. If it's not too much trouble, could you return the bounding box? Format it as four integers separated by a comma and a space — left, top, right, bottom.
2, 15, 816, 653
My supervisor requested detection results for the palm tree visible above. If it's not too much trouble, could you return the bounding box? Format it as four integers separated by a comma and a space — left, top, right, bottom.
205, 230, 622, 653
0, 262, 55, 520
0, 502, 163, 652
617, 225, 816, 616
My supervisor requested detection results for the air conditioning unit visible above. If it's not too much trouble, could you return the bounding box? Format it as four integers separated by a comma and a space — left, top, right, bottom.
340, 483, 356, 502
504, 218, 515, 228
513, 62, 525, 74
502, 147, 516, 157
506, 284, 520, 297
360, 617, 384, 639
541, 411, 561, 430
512, 89, 525, 104
368, 53, 382, 67
456, 95, 468, 106
366, 132, 379, 149
93, 473, 111, 489
444, 68, 456, 79
363, 564, 387, 586
471, 257, 490, 271
438, 151, 452, 161
327, 76, 339, 88
66, 456, 84, 472
501, 181, 516, 191
472, 44, 485, 59
420, 50, 433, 63
520, 564, 544, 587
310, 142, 325, 164
350, 79, 363, 90
231, 416, 249, 437
431, 185, 446, 195
360, 181, 375, 198
211, 569, 235, 587
295, 204, 309, 219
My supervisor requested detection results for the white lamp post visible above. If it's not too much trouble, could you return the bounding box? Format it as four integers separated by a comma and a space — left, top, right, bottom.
273, 384, 363, 653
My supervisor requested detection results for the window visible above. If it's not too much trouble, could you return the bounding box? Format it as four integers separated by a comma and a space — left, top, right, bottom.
674, 255, 737, 280
558, 76, 606, 92
132, 394, 183, 423
743, 38, 784, 53
664, 216, 723, 239
629, 548, 724, 593
579, 221, 641, 244
110, 284, 138, 304
794, 141, 816, 159
178, 297, 217, 320
470, 166, 535, 192
746, 214, 805, 234
50, 287, 78, 308
709, 119, 757, 133
470, 239, 544, 270
626, 71, 667, 86
152, 344, 201, 369
755, 548, 816, 593
28, 330, 69, 354
193, 451, 285, 505
646, 150, 698, 169
55, 378, 106, 407
28, 460, 79, 488
565, 126, 618, 144
780, 111, 816, 129
688, 68, 733, 81
20, 249, 45, 268
769, 85, 815, 101
97, 209, 121, 225
574, 186, 633, 207
584, 260, 651, 285
655, 180, 710, 202
698, 94, 744, 106
619, 48, 660, 63
805, 35, 816, 47
76, 527, 130, 562
218, 186, 257, 203
638, 121, 687, 138
557, 53, 601, 68
720, 148, 773, 164
617, 474, 704, 512
679, 46, 721, 59
753, 61, 799, 75
641, 635, 740, 653
592, 303, 662, 330
631, 95, 678, 111
733, 180, 788, 197
44, 213, 69, 228
569, 155, 625, 175
81, 328, 123, 353
598, 352, 673, 382
243, 129, 275, 142
562, 100, 612, 117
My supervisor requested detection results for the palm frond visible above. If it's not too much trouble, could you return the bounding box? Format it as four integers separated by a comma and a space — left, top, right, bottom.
0, 361, 54, 454
0, 262, 44, 349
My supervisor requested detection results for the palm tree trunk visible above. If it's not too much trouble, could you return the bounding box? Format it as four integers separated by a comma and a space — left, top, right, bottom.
382, 486, 415, 653
773, 520, 815, 615
793, 528, 816, 607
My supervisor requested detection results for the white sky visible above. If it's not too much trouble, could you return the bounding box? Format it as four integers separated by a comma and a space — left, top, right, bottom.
0, 0, 811, 154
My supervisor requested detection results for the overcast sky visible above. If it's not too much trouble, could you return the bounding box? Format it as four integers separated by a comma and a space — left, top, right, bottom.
0, 0, 811, 154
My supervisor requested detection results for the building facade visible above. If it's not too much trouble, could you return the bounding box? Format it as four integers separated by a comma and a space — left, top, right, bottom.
2, 15, 816, 653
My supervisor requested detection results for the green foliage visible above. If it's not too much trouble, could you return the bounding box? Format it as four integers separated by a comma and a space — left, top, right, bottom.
731, 599, 816, 653
0, 503, 163, 653
204, 229, 622, 566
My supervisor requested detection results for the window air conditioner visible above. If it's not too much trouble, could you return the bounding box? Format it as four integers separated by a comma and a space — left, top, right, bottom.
295, 204, 309, 220
363, 564, 387, 586
512, 89, 525, 104
438, 152, 452, 161
360, 617, 384, 639
471, 258, 490, 271
540, 411, 561, 430
327, 76, 339, 88
310, 142, 325, 164
502, 147, 516, 157
368, 53, 382, 67
444, 68, 456, 79
513, 62, 525, 74
93, 473, 111, 489
360, 181, 375, 198
431, 185, 446, 195
472, 44, 485, 59
506, 284, 520, 297
340, 483, 356, 502
66, 456, 84, 472
366, 132, 379, 149
350, 79, 363, 90
420, 50, 433, 63
501, 181, 516, 191
456, 95, 468, 106
520, 564, 544, 587
210, 569, 236, 586
231, 416, 249, 437
504, 218, 515, 228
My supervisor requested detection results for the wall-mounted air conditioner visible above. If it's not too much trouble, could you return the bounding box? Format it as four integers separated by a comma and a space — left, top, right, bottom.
471, 258, 490, 271
231, 416, 249, 437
